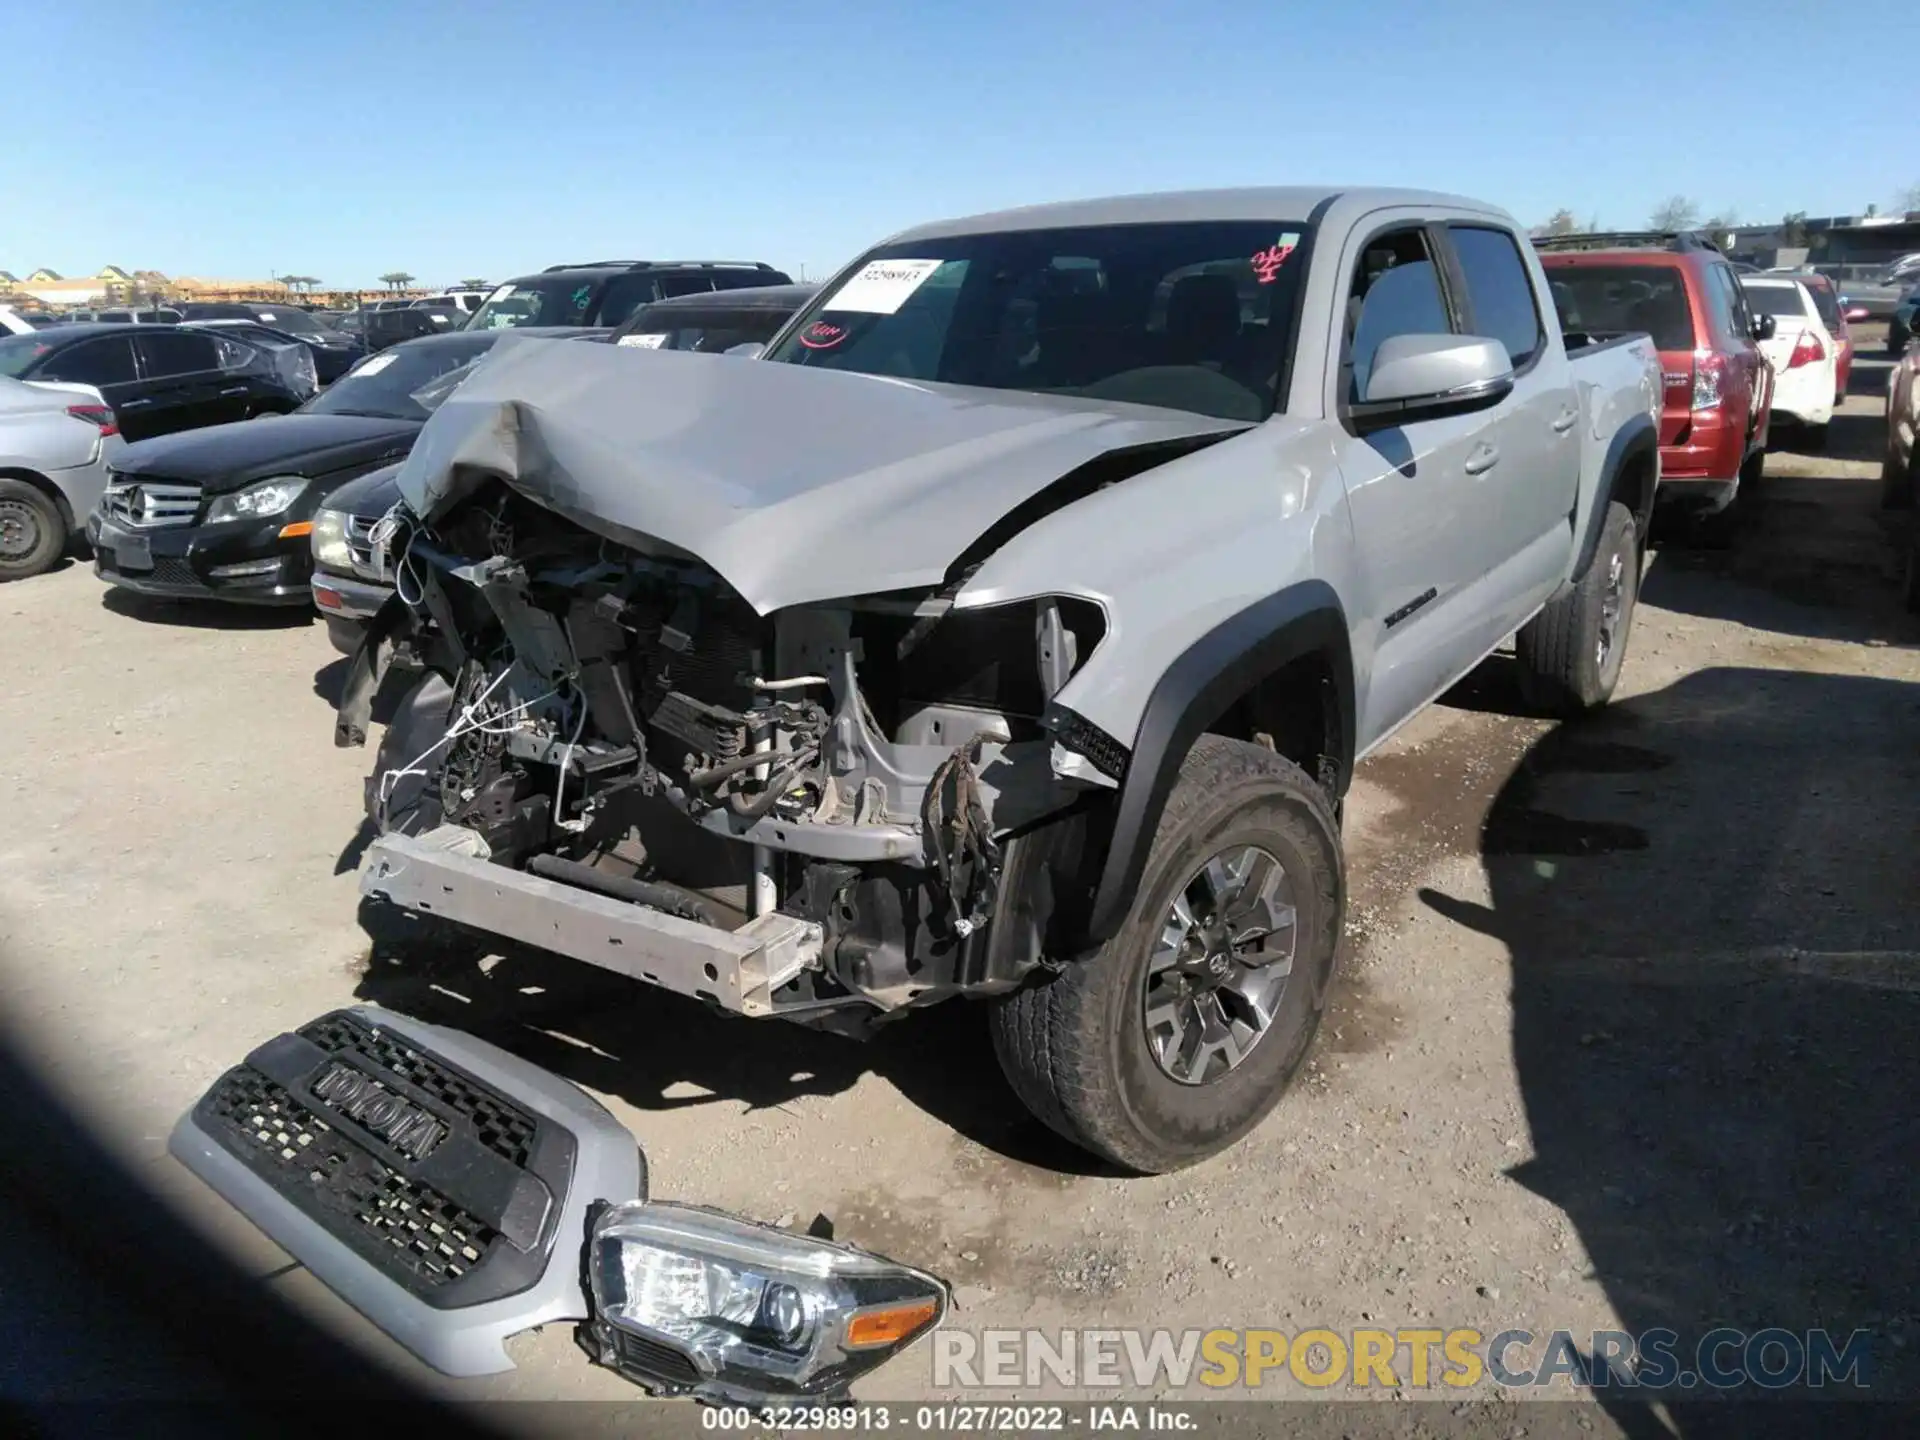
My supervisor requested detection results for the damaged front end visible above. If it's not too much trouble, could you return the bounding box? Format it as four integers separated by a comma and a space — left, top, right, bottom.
332, 336, 1242, 1030
343, 476, 1121, 1030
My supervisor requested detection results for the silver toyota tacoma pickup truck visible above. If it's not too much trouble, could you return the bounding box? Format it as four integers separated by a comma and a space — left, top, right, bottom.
336, 186, 1660, 1177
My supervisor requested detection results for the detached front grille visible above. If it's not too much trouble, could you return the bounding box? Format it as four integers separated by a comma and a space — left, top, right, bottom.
200, 1066, 502, 1292
104, 479, 202, 529
300, 1013, 535, 1168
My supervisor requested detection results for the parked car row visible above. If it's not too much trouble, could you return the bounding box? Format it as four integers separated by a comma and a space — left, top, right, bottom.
1534, 229, 1867, 542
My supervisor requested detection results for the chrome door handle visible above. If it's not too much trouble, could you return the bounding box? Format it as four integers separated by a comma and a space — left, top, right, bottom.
1551, 409, 1580, 433
1464, 445, 1501, 475
219, 386, 248, 397
119, 397, 152, 408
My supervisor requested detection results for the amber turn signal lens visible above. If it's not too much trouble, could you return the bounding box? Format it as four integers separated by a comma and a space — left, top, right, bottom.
279, 520, 314, 539
844, 1298, 940, 1349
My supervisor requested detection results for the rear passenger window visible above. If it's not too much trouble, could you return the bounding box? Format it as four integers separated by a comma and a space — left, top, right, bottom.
1449, 226, 1542, 369
1702, 265, 1741, 342
1345, 228, 1453, 401
40, 337, 137, 385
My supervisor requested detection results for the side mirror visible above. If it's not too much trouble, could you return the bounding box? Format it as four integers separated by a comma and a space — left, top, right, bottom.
1751, 314, 1777, 342
1352, 334, 1514, 425
724, 342, 765, 359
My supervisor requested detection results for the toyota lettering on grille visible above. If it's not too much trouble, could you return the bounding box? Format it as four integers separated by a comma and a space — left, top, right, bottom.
310, 1062, 448, 1161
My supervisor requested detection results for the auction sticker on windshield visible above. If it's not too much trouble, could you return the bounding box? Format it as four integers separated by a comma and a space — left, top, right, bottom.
822, 258, 943, 314
618, 333, 669, 349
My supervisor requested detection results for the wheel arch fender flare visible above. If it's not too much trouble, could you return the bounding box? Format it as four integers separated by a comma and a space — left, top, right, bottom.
1081, 579, 1354, 944
0, 465, 74, 533
1571, 414, 1659, 585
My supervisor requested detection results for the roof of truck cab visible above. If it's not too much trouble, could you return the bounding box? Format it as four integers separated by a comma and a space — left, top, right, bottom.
883, 186, 1505, 242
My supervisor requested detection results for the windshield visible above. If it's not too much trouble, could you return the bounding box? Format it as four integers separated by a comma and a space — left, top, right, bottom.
248, 306, 326, 336
299, 340, 493, 420
0, 335, 52, 377
763, 222, 1311, 422
1542, 264, 1694, 351
466, 277, 599, 331
617, 303, 798, 354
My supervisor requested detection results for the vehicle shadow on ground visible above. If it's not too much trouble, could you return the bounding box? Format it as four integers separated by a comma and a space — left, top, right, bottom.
100, 588, 314, 631
1419, 664, 1920, 1432
350, 904, 1122, 1176
1645, 459, 1914, 647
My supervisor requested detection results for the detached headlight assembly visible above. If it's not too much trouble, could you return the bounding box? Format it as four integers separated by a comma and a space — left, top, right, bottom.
311, 508, 353, 570
206, 476, 308, 524
588, 1201, 948, 1404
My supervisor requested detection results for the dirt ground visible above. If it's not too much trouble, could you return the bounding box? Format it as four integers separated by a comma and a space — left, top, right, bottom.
3, 339, 1917, 1432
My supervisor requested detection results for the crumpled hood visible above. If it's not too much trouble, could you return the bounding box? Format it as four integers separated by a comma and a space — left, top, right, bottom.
396, 337, 1249, 614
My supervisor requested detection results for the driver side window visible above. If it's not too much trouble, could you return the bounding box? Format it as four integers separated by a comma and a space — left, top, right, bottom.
1343, 228, 1453, 403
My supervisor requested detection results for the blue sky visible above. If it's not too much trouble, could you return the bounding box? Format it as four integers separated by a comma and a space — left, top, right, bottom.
3, 0, 1901, 288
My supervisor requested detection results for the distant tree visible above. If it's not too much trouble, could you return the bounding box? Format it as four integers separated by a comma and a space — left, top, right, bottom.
457, 277, 490, 290
1782, 211, 1809, 248
281, 274, 319, 294
1649, 195, 1700, 231
1533, 208, 1581, 238
1898, 184, 1920, 216
1701, 208, 1738, 230
378, 271, 415, 291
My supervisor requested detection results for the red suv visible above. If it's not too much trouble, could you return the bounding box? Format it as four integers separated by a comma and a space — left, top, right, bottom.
1537, 232, 1773, 531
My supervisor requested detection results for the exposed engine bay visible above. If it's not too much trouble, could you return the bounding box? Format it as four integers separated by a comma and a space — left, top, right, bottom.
344, 480, 1118, 1031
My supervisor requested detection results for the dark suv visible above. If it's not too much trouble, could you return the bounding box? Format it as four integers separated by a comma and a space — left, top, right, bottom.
1538, 231, 1774, 534
465, 260, 792, 332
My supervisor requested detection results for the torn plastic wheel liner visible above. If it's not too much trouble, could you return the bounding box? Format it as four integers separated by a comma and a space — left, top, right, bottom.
168, 1005, 948, 1402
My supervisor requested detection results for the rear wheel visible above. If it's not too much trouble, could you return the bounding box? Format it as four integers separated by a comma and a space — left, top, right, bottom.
989, 737, 1342, 1174
1515, 501, 1639, 717
0, 479, 65, 582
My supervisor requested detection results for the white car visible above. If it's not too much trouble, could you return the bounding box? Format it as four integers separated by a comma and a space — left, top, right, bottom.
0, 306, 48, 337
1739, 275, 1840, 447
414, 289, 488, 316
0, 375, 126, 580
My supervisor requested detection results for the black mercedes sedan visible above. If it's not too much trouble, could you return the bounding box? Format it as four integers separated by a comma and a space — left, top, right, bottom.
88, 331, 502, 607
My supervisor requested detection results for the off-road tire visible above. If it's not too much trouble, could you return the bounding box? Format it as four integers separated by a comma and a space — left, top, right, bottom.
989, 736, 1343, 1174
367, 669, 455, 835
1515, 500, 1639, 717
0, 479, 65, 582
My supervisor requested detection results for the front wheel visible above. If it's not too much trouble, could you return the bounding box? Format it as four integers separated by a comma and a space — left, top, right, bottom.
1514, 500, 1640, 717
989, 737, 1343, 1174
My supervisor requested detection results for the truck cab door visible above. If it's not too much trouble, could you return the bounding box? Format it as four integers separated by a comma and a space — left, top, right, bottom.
1435, 222, 1582, 603
1327, 221, 1516, 753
